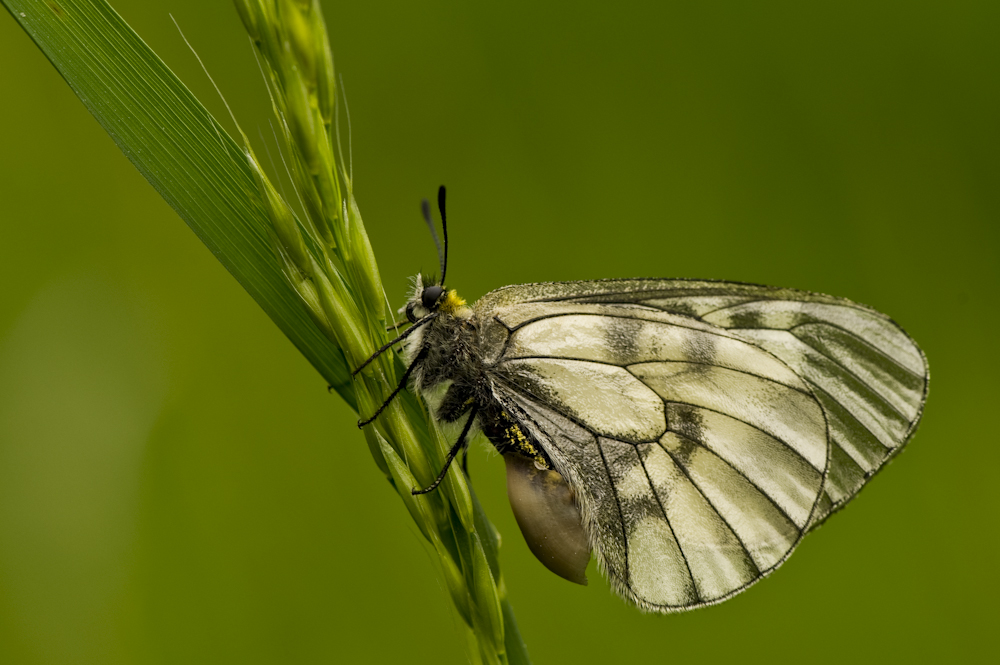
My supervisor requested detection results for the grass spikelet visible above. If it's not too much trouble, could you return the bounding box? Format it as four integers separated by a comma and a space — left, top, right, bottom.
232, 2, 532, 661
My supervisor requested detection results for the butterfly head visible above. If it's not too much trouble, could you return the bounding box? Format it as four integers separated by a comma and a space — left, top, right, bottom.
404, 273, 467, 322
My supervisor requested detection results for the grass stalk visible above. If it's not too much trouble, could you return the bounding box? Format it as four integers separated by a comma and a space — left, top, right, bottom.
233, 1, 530, 661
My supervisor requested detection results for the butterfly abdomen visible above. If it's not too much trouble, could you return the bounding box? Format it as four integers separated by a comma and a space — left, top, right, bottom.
478, 402, 553, 469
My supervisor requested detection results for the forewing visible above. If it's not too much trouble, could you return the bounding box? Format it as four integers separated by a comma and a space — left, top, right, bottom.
486, 307, 830, 611
479, 279, 928, 525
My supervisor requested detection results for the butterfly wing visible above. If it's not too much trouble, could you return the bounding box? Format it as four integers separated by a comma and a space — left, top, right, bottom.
475, 279, 928, 611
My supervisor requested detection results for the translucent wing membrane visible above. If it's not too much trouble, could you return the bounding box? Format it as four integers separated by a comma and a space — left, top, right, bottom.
476, 279, 927, 611
701, 301, 925, 520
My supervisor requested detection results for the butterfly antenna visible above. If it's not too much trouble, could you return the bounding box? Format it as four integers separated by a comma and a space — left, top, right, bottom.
421, 198, 444, 283
438, 185, 449, 286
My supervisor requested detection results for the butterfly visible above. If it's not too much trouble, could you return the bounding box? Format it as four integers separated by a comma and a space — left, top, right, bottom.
358, 186, 929, 612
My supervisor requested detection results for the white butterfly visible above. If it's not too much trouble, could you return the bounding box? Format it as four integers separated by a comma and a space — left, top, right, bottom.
360, 188, 928, 612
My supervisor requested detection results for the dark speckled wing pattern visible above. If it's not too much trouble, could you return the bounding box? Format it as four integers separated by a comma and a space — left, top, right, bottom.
474, 279, 928, 612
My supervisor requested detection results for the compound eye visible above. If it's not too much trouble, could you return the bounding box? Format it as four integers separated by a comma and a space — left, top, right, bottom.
421, 285, 445, 310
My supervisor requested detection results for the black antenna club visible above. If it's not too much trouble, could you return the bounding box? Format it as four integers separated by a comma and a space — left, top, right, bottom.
437, 185, 449, 286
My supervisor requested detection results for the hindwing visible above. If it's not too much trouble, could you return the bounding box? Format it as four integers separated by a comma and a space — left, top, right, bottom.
475, 279, 928, 611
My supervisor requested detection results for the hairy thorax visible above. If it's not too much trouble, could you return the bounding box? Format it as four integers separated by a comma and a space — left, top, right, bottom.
412, 310, 487, 420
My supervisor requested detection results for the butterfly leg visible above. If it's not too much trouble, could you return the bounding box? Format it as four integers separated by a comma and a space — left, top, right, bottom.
435, 382, 477, 478
357, 346, 428, 427
351, 312, 436, 377
412, 404, 479, 495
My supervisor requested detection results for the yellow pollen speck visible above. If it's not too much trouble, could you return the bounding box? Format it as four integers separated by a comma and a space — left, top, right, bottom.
505, 424, 537, 456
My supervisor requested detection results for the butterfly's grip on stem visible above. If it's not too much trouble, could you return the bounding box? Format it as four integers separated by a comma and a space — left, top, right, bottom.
413, 406, 479, 495
357, 347, 428, 427
352, 313, 436, 377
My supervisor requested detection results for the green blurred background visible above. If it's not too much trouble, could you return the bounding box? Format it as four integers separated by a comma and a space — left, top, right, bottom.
1, 1, 996, 663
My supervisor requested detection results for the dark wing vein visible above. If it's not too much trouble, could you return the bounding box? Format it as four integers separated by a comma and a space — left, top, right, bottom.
504, 311, 737, 338
668, 429, 803, 536
659, 398, 826, 473
762, 326, 918, 422
807, 381, 894, 454
787, 320, 924, 378
491, 372, 662, 444
498, 354, 812, 396
594, 440, 633, 600
635, 451, 700, 600
656, 441, 761, 577
694, 298, 777, 318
